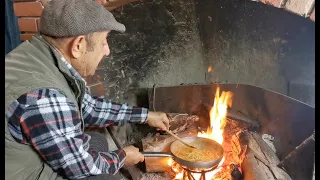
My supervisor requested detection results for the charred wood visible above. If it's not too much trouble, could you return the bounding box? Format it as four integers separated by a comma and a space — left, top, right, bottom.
227, 108, 260, 128
278, 132, 315, 180
278, 132, 315, 167
239, 131, 292, 180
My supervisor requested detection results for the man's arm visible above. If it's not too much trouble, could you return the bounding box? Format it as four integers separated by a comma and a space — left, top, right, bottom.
6, 89, 126, 179
82, 88, 148, 127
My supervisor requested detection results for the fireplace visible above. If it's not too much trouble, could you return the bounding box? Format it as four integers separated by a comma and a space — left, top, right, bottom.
101, 0, 314, 108
138, 83, 314, 180
94, 0, 314, 179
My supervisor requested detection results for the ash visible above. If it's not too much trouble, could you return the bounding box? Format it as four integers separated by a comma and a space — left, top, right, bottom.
141, 172, 171, 180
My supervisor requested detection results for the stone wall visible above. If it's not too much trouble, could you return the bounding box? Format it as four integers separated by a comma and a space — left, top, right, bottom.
196, 0, 315, 106
98, 0, 206, 105
12, 0, 315, 106
100, 0, 315, 106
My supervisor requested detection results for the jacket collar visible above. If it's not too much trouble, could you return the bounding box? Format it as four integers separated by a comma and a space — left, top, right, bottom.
34, 34, 87, 86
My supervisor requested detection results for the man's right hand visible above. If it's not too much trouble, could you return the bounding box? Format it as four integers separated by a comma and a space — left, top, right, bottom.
122, 146, 145, 166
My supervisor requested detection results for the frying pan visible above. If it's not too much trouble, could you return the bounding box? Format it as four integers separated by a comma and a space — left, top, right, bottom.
142, 136, 224, 170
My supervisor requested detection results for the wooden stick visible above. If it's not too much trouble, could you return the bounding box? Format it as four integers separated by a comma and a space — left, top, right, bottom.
164, 113, 197, 149
278, 132, 315, 167
164, 129, 197, 149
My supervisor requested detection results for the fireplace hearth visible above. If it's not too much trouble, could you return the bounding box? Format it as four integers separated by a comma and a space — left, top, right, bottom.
139, 83, 314, 180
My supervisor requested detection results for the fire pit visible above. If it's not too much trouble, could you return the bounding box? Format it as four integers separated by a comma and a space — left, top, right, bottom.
145, 113, 248, 180
139, 83, 314, 180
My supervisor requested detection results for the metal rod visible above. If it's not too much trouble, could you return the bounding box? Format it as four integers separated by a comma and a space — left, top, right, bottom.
106, 127, 142, 180
141, 152, 172, 157
106, 127, 122, 149
278, 132, 315, 167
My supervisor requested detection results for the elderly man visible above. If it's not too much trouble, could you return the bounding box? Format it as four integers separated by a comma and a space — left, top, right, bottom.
5, 0, 170, 179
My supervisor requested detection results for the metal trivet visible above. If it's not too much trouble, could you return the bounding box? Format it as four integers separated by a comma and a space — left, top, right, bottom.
182, 166, 217, 180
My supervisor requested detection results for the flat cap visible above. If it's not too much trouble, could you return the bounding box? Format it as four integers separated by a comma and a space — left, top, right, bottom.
40, 0, 126, 37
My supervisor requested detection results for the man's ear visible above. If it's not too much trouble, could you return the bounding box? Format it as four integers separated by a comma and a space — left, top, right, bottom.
70, 35, 86, 58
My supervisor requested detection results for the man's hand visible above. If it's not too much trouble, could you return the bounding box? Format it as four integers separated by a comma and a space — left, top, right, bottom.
146, 111, 170, 131
123, 146, 144, 166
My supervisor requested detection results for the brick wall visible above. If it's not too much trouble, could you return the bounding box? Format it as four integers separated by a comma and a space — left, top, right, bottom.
13, 0, 47, 41
13, 0, 106, 41
13, 0, 314, 41
253, 0, 315, 21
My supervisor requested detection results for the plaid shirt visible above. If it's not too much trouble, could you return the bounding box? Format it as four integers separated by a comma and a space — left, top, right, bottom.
6, 47, 148, 179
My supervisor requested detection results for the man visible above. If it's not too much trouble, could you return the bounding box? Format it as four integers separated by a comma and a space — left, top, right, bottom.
5, 0, 170, 179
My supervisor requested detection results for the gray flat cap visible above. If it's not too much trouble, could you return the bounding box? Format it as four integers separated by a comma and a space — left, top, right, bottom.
40, 0, 126, 37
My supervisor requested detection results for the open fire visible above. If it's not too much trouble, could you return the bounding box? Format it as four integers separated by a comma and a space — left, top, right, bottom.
168, 87, 242, 180
142, 83, 307, 180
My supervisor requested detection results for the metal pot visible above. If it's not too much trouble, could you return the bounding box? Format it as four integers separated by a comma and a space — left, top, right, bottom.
142, 136, 224, 170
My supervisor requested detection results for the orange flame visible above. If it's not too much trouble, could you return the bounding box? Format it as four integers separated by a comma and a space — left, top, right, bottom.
208, 66, 213, 72
169, 86, 233, 179
198, 86, 233, 144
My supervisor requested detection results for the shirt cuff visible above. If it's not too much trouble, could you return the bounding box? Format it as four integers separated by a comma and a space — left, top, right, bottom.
115, 149, 126, 168
130, 107, 149, 124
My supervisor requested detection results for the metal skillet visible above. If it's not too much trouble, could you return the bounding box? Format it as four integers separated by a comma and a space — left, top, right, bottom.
142, 136, 224, 170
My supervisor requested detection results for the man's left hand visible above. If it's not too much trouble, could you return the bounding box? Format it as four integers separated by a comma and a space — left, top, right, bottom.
146, 111, 170, 131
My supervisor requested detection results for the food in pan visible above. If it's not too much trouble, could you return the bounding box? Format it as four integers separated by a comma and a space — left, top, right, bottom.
174, 142, 221, 162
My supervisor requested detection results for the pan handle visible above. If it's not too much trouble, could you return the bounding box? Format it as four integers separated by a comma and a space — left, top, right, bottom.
141, 152, 172, 157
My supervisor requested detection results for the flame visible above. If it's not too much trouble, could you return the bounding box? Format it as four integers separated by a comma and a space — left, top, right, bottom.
168, 158, 184, 179
169, 86, 233, 179
192, 157, 226, 179
197, 86, 233, 144
208, 66, 213, 72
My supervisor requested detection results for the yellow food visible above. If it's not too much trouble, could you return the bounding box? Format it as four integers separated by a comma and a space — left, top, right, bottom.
174, 143, 220, 162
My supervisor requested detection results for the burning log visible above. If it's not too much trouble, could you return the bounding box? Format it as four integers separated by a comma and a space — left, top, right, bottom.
242, 149, 275, 180
238, 131, 292, 180
226, 109, 260, 128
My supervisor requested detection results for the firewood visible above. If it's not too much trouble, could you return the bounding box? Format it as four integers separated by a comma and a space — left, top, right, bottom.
227, 108, 260, 127
242, 149, 276, 180
239, 131, 292, 180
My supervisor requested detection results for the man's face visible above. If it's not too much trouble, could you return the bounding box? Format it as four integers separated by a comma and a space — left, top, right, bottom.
80, 31, 110, 77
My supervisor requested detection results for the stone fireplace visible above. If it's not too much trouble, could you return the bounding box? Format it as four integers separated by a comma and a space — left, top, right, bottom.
87, 0, 315, 179
142, 83, 314, 180
11, 0, 315, 179
96, 0, 314, 107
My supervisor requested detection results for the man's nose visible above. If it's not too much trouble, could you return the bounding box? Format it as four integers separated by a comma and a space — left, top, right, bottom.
104, 44, 110, 56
